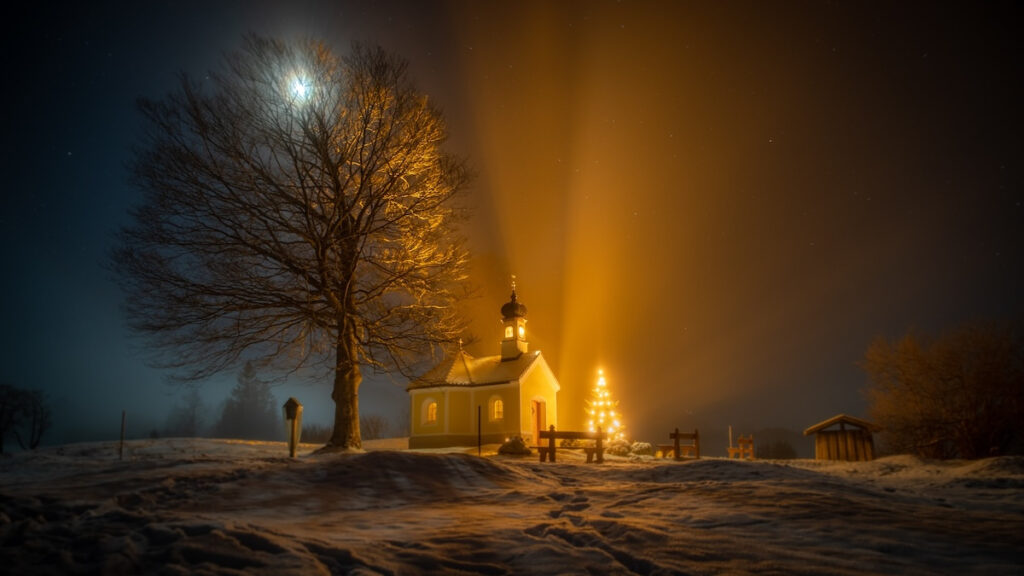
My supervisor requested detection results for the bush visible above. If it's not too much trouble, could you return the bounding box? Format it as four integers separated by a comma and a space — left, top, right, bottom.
629, 441, 655, 456
360, 414, 389, 440
301, 423, 332, 444
863, 322, 1024, 459
606, 438, 632, 456
498, 436, 532, 456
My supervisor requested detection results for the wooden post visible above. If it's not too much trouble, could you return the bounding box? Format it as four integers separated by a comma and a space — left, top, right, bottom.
672, 427, 681, 460
119, 410, 126, 460
596, 426, 604, 464
548, 425, 556, 463
694, 429, 701, 459
477, 405, 482, 457
283, 398, 303, 458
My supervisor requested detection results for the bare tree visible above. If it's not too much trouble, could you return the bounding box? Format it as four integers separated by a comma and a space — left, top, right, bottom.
359, 414, 389, 440
15, 390, 51, 450
0, 385, 52, 453
863, 321, 1024, 459
0, 384, 24, 454
112, 37, 471, 450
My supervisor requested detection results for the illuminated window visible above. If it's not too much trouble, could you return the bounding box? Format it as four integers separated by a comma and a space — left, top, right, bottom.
422, 400, 438, 425
487, 393, 503, 422
517, 324, 525, 339
504, 326, 513, 339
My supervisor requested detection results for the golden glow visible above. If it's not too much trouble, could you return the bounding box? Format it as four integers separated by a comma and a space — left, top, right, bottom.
518, 324, 525, 339
504, 325, 513, 339
451, 4, 759, 435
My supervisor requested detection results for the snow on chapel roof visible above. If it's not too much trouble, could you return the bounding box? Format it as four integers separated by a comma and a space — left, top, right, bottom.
408, 349, 543, 390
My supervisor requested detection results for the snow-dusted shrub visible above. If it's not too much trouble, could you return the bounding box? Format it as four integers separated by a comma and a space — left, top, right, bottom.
630, 441, 655, 456
606, 438, 632, 456
499, 436, 532, 456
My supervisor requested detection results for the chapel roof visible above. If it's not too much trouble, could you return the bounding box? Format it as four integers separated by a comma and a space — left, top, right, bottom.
408, 349, 544, 390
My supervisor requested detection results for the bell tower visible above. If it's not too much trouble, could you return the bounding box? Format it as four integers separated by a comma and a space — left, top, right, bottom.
500, 277, 528, 361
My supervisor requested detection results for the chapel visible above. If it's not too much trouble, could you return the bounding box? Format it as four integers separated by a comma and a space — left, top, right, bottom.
407, 284, 560, 448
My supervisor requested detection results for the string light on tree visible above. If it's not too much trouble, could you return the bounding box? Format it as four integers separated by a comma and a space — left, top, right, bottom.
585, 368, 626, 441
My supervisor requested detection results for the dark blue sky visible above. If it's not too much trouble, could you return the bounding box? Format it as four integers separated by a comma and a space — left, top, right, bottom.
2, 1, 1021, 446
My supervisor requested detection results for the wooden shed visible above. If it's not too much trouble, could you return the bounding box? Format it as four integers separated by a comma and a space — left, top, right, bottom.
803, 414, 881, 461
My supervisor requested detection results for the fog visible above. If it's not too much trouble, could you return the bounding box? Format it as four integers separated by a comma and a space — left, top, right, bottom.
2, 1, 1019, 448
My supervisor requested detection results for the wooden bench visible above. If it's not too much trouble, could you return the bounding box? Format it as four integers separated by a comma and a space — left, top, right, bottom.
727, 434, 755, 459
537, 425, 606, 463
657, 427, 700, 460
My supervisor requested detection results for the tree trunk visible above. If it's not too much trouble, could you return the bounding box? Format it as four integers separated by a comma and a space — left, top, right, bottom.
329, 318, 362, 449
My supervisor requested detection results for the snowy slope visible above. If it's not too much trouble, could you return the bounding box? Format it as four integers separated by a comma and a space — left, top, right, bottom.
2, 438, 1022, 575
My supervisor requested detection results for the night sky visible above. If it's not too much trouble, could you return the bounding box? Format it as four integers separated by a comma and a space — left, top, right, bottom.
3, 1, 1020, 447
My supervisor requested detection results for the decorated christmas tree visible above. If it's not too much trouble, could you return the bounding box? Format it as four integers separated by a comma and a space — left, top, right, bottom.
585, 369, 626, 441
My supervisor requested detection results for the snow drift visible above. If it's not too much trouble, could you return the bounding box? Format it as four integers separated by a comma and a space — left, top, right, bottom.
2, 438, 1022, 574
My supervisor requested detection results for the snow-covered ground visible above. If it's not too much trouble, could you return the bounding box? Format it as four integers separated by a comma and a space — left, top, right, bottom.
2, 438, 1022, 575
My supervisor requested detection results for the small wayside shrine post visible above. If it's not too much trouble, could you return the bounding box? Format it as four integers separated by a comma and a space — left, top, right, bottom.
803, 414, 881, 462
283, 398, 303, 458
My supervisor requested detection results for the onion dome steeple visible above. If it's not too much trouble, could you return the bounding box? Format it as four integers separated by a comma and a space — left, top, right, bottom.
501, 278, 528, 320
500, 276, 529, 361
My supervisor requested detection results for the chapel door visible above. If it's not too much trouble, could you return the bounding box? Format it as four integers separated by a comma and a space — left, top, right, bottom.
531, 400, 545, 445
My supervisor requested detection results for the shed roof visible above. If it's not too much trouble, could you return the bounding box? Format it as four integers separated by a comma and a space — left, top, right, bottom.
803, 413, 881, 436
407, 349, 547, 390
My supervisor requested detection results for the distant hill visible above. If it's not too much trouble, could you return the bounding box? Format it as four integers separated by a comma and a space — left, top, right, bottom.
753, 427, 812, 459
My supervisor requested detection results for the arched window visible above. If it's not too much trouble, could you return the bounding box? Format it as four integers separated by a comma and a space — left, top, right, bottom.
489, 396, 504, 422
504, 325, 513, 339
422, 399, 438, 425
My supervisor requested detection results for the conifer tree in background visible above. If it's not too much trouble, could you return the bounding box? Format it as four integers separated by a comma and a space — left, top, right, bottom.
164, 388, 208, 438
585, 369, 626, 441
214, 362, 279, 440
